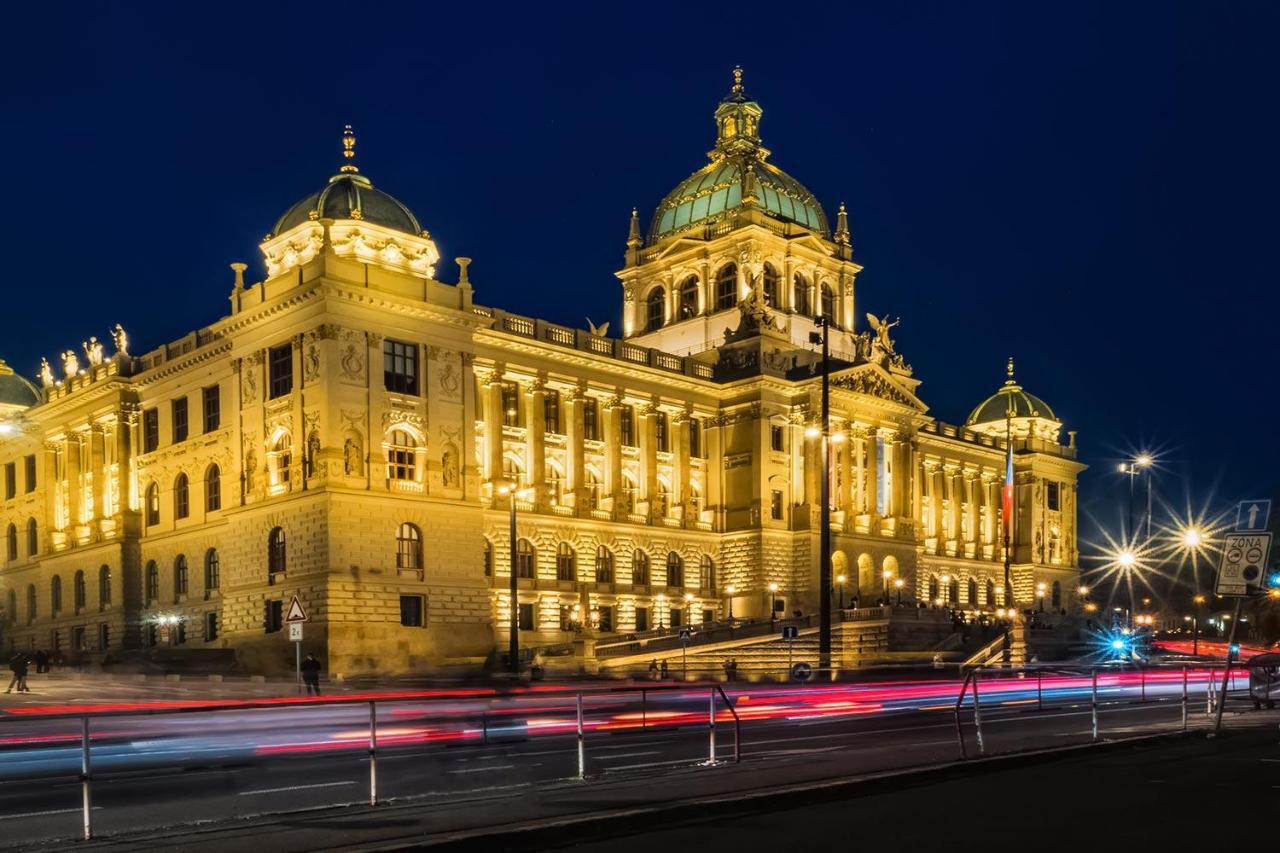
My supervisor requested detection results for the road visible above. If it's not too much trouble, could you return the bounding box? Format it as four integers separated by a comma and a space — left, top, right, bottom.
556, 721, 1280, 851
0, 665, 1242, 844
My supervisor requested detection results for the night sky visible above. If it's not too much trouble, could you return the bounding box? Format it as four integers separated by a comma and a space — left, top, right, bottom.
3, 2, 1278, 567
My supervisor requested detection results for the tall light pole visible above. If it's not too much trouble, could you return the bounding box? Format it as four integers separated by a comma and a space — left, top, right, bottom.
496, 483, 533, 674
725, 583, 736, 622
836, 574, 847, 610
808, 316, 833, 678
894, 577, 904, 607
1192, 593, 1206, 655
656, 593, 667, 630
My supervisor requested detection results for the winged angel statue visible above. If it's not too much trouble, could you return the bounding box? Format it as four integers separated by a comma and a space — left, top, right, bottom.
865, 313, 900, 356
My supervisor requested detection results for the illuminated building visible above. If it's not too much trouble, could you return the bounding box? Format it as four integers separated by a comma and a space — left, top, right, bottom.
0, 74, 1084, 674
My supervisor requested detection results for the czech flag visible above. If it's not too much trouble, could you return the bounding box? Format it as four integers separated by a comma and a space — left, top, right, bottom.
1002, 428, 1014, 542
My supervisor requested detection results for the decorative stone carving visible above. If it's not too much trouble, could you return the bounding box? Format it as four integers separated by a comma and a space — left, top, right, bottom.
111, 324, 129, 357
830, 371, 914, 407
61, 350, 80, 379
39, 358, 54, 388
82, 337, 104, 367
303, 336, 320, 383
382, 409, 425, 433
343, 434, 363, 476
441, 443, 460, 488
339, 342, 365, 382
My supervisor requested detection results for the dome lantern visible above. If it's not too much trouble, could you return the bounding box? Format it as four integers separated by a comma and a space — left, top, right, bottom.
965, 358, 1062, 442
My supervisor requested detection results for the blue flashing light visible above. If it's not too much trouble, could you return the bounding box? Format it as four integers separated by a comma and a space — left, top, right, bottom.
1269, 573, 1280, 588
1229, 643, 1241, 655
1110, 639, 1127, 651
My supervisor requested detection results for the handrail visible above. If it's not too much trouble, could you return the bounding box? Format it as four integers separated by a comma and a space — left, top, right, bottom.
953, 669, 975, 760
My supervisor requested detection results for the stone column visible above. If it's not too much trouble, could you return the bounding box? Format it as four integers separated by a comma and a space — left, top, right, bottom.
928, 465, 943, 539
525, 376, 546, 505
852, 429, 866, 514
603, 396, 624, 512
865, 430, 880, 517
965, 472, 980, 547
892, 436, 909, 518
837, 427, 853, 514
565, 387, 585, 507
911, 448, 923, 531
481, 368, 504, 483
43, 442, 60, 532
67, 433, 84, 526
638, 403, 659, 516
88, 425, 106, 523
672, 410, 691, 520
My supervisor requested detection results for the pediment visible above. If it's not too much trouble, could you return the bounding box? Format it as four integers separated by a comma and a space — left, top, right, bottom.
828, 363, 928, 413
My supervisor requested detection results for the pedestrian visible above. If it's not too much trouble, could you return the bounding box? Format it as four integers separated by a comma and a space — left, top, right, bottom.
659, 659, 669, 679
5, 653, 29, 693
648, 659, 658, 680
34, 650, 48, 674
300, 653, 322, 696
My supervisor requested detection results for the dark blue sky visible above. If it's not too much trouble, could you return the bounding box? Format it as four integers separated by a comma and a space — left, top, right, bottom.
3, 2, 1277, 552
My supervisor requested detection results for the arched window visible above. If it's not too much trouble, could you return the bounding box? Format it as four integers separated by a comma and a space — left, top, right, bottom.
700, 555, 716, 592
396, 522, 423, 571
516, 539, 535, 578
267, 527, 286, 578
270, 433, 292, 486
793, 274, 811, 316
205, 464, 222, 512
948, 577, 960, 604
967, 579, 978, 606
1051, 580, 1062, 609
174, 555, 189, 599
645, 287, 665, 331
99, 565, 112, 607
50, 575, 62, 614
678, 275, 699, 319
483, 539, 493, 577
545, 462, 564, 505
986, 579, 996, 607
145, 482, 160, 526
594, 546, 614, 583
145, 561, 158, 602
174, 473, 190, 520
666, 552, 684, 587
387, 429, 418, 481
714, 263, 737, 311
820, 282, 835, 323
26, 584, 36, 624
204, 549, 219, 594
583, 470, 601, 510
556, 542, 576, 581
928, 575, 939, 602
655, 480, 670, 516
6, 523, 17, 561
632, 550, 650, 585
73, 570, 86, 612
762, 263, 780, 306
25, 518, 37, 557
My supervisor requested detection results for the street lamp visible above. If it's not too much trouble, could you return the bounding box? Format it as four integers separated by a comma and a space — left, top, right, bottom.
1035, 581, 1046, 613
495, 482, 535, 673
836, 573, 847, 610
1119, 453, 1155, 540
882, 568, 894, 606
893, 577, 904, 607
684, 591, 694, 625
656, 593, 667, 630
725, 583, 736, 622
767, 582, 779, 623
808, 315, 833, 679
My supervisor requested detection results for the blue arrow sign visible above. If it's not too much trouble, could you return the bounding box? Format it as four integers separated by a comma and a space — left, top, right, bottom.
1237, 500, 1272, 532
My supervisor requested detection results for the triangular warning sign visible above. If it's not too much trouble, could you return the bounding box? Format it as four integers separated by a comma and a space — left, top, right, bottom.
285, 595, 308, 623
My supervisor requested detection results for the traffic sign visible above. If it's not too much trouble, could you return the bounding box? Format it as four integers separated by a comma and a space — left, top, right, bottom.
288, 622, 303, 642
791, 662, 812, 682
1215, 532, 1272, 596
782, 625, 799, 641
1237, 500, 1272, 532
285, 595, 308, 623
678, 627, 692, 643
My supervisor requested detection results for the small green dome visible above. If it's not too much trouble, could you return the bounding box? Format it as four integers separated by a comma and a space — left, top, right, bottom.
0, 360, 38, 408
271, 126, 423, 238
649, 68, 828, 243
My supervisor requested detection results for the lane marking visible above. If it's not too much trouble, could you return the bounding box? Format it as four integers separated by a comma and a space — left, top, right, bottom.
448, 764, 518, 774
239, 781, 356, 796
0, 806, 102, 820
591, 751, 661, 761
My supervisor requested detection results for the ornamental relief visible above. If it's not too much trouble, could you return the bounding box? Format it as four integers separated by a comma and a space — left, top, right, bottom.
339, 341, 365, 383
241, 364, 258, 405
303, 339, 321, 383
830, 371, 913, 407
382, 409, 426, 433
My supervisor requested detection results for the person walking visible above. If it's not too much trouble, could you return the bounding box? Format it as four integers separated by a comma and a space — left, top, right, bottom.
647, 659, 658, 680
6, 653, 29, 693
300, 653, 322, 696
659, 659, 669, 680
34, 650, 48, 675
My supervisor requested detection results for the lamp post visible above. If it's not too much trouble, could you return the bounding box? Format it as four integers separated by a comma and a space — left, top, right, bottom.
725, 583, 736, 622
767, 582, 779, 624
881, 568, 894, 606
894, 577, 904, 607
495, 483, 533, 674
656, 593, 667, 630
808, 316, 833, 678
1035, 581, 1046, 613
836, 574, 847, 610
1119, 454, 1155, 541
1191, 593, 1206, 655
684, 592, 694, 626
1117, 548, 1137, 629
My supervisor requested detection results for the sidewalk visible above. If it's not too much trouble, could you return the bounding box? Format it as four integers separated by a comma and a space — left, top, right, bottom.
37, 709, 1280, 853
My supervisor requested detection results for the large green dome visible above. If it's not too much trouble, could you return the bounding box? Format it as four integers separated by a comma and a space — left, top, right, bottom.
648, 69, 828, 243
966, 360, 1057, 426
270, 126, 424, 238
0, 360, 38, 409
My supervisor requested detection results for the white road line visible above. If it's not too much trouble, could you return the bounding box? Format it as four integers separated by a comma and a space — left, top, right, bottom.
447, 764, 518, 774
239, 781, 356, 796
0, 807, 102, 820
591, 751, 661, 760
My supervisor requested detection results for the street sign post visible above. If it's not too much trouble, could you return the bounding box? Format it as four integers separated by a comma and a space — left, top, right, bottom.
1215, 532, 1272, 596
285, 595, 308, 691
679, 627, 692, 680
791, 662, 812, 682
1236, 500, 1272, 533
782, 625, 798, 675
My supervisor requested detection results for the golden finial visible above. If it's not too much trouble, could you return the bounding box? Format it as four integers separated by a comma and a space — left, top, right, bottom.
1004, 356, 1017, 386
340, 124, 358, 173
0, 358, 12, 377
731, 66, 744, 96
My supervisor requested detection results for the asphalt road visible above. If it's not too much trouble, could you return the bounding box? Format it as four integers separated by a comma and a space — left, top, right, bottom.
0, 668, 1235, 845
555, 724, 1280, 851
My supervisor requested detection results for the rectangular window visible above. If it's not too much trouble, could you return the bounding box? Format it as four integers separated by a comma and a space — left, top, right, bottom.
501, 382, 521, 427
655, 412, 669, 452
175, 621, 186, 645
399, 595, 425, 627
559, 604, 574, 632
543, 390, 561, 434
598, 605, 614, 633
171, 397, 188, 444
99, 623, 110, 651
771, 424, 785, 452
635, 607, 649, 632
143, 408, 159, 453
518, 602, 535, 631
771, 489, 784, 520
1046, 481, 1061, 512
583, 399, 599, 441
146, 623, 158, 647
73, 626, 85, 653
268, 344, 293, 400
265, 599, 283, 633
701, 608, 715, 625
669, 608, 683, 628
202, 385, 220, 432
3, 463, 13, 500
205, 612, 218, 642
689, 419, 702, 458
620, 406, 635, 447
24, 455, 36, 493
383, 340, 419, 395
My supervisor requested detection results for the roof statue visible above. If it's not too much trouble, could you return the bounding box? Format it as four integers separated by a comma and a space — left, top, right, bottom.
82, 336, 104, 367
585, 318, 610, 338
865, 313, 900, 356
38, 358, 54, 388
111, 323, 129, 357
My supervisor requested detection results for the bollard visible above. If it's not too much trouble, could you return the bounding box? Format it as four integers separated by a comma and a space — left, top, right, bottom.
1182, 665, 1188, 731
576, 693, 585, 780
708, 686, 717, 764
972, 670, 985, 756
1091, 669, 1099, 741
368, 701, 378, 806
80, 717, 92, 840
1206, 666, 1216, 714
